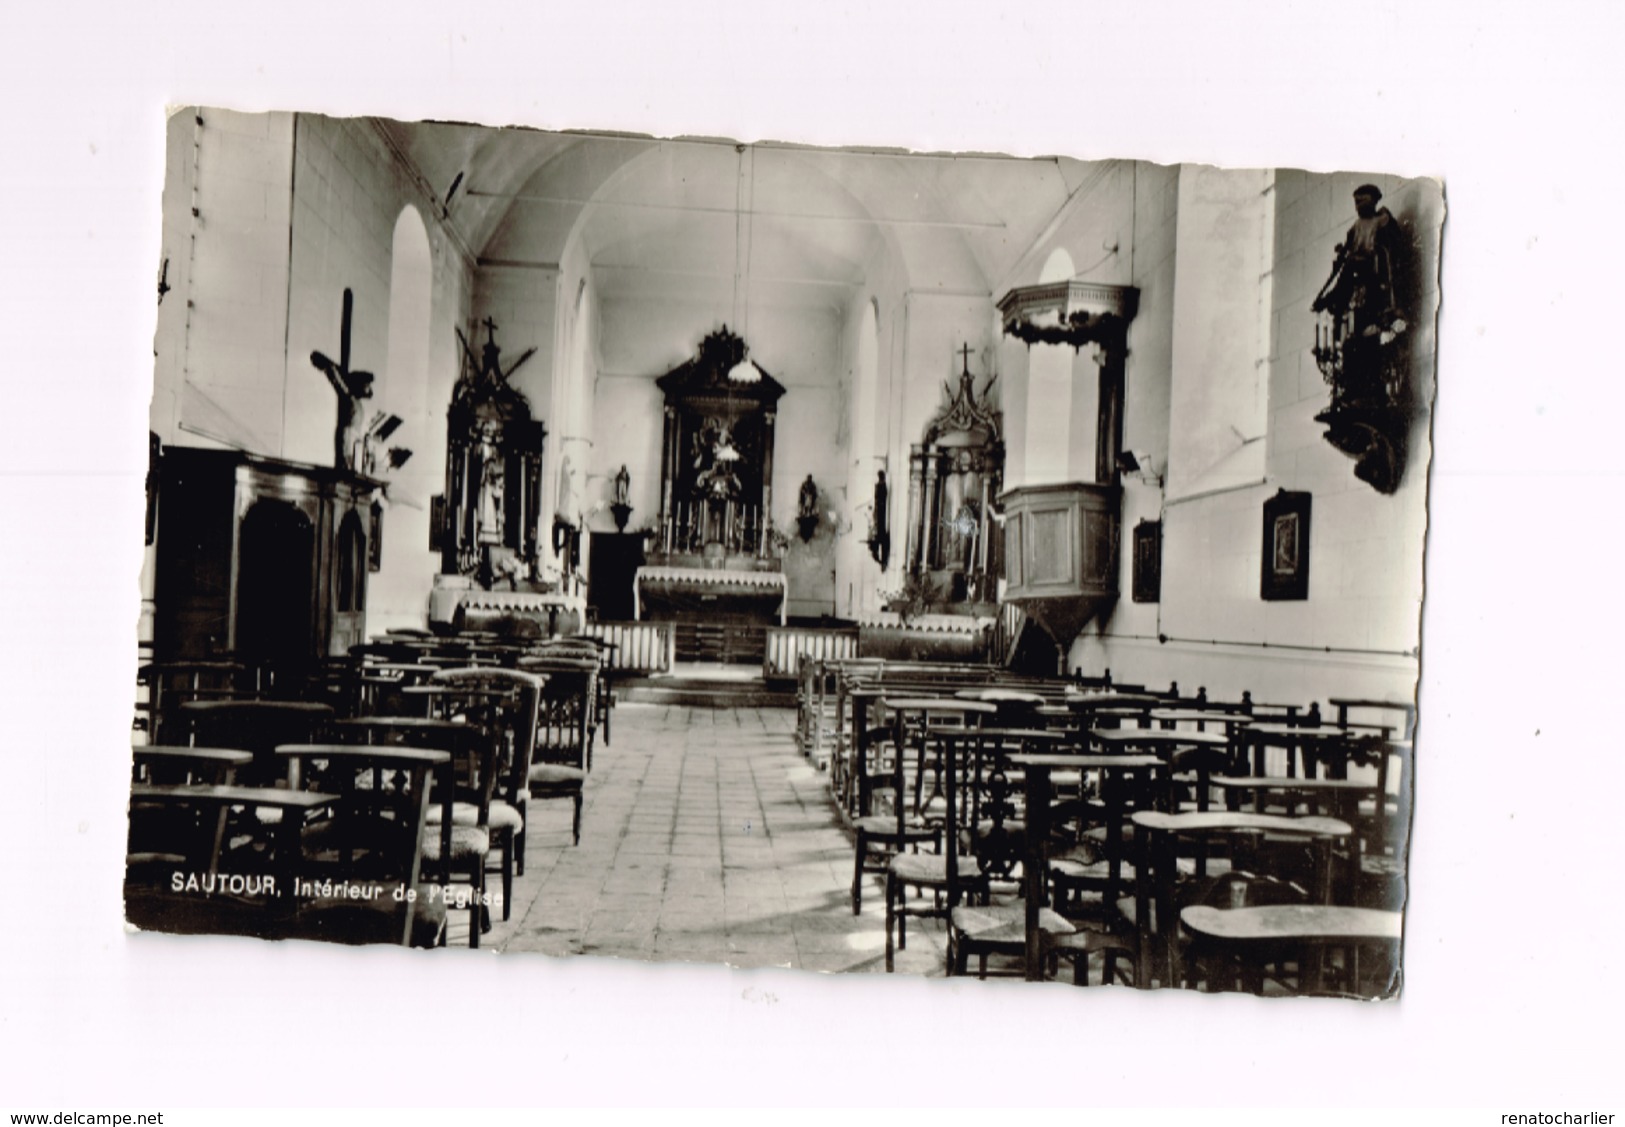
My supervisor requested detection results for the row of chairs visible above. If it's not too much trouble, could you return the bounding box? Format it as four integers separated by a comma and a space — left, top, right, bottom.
822, 674, 1410, 992
136, 628, 619, 754
126, 655, 600, 949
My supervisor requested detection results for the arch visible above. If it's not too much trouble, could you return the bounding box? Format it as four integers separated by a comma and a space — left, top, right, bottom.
539, 143, 918, 320
367, 204, 436, 635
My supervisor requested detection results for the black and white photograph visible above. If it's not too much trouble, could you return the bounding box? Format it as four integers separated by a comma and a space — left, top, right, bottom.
126, 109, 1439, 990
7, 1, 1624, 1116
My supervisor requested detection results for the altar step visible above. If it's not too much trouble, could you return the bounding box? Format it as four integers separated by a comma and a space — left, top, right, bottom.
614, 668, 796, 709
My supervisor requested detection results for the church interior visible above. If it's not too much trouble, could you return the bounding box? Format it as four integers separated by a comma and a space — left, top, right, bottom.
128, 107, 1440, 991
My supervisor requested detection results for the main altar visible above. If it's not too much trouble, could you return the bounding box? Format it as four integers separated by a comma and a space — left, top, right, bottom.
635, 327, 789, 631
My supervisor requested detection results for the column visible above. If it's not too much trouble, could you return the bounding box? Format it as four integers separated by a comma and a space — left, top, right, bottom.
904, 444, 924, 573
1094, 339, 1126, 485
660, 405, 676, 552
759, 410, 776, 557
920, 447, 940, 572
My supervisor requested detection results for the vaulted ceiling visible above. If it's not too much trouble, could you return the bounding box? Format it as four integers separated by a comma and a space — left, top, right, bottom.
374, 118, 1104, 316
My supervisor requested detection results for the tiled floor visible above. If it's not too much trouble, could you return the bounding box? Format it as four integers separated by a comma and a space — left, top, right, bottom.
479, 702, 954, 975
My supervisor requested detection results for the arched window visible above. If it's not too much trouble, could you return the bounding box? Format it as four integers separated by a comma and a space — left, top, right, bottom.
369, 205, 434, 630
385, 206, 433, 429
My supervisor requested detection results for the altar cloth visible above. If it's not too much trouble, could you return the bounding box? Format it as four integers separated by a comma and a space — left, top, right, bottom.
634, 566, 788, 625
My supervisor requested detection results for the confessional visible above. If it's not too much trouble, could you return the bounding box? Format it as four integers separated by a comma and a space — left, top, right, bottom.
151, 447, 380, 671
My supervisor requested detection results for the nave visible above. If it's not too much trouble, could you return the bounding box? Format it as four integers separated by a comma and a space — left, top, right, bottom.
488, 704, 950, 974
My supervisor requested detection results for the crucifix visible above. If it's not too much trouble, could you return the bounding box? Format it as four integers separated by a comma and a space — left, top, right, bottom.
309, 288, 375, 471
456, 315, 537, 389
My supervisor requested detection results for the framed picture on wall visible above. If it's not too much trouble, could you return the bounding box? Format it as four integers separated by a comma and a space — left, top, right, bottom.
1132, 519, 1161, 603
1261, 489, 1311, 600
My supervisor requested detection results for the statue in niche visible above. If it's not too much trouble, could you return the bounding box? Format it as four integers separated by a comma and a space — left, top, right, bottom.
1311, 183, 1415, 494
475, 421, 504, 545
443, 317, 545, 580
938, 449, 981, 575
692, 420, 742, 503
903, 344, 1003, 603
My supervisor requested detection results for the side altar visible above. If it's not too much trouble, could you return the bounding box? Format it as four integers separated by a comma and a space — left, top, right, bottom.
637, 327, 789, 631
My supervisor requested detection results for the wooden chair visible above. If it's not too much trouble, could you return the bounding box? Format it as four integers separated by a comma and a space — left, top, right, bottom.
124, 780, 342, 940
942, 724, 1079, 980
531, 636, 616, 747
517, 658, 594, 845
426, 667, 543, 917
881, 714, 996, 970
180, 700, 335, 786
126, 741, 451, 948
1181, 903, 1403, 997
137, 660, 252, 745
857, 699, 987, 919
327, 718, 496, 946
132, 745, 252, 786
1125, 811, 1351, 989
274, 742, 452, 947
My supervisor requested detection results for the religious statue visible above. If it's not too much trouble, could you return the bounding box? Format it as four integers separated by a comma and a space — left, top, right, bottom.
692, 420, 742, 502
308, 288, 375, 472
1313, 183, 1405, 363
442, 317, 546, 579
1311, 183, 1414, 494
475, 421, 504, 545
610, 464, 633, 532
866, 469, 890, 570
938, 450, 981, 576
556, 454, 583, 525
796, 474, 820, 542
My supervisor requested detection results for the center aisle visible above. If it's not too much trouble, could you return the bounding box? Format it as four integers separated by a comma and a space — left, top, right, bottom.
489, 703, 950, 974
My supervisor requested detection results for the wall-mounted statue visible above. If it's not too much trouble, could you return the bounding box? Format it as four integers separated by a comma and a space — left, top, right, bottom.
1312, 184, 1414, 493
610, 464, 633, 532
866, 469, 891, 570
796, 474, 820, 542
308, 287, 375, 473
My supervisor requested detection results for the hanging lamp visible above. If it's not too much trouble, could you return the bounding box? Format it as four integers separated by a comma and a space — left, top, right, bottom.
728, 143, 763, 384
